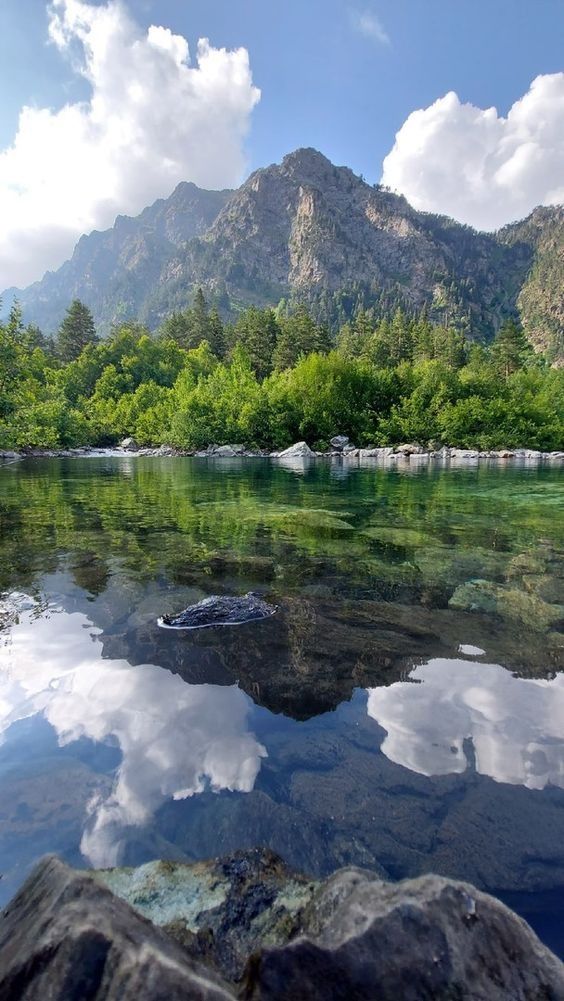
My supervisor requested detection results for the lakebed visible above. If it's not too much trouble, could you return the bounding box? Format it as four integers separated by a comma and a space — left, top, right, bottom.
0, 455, 562, 957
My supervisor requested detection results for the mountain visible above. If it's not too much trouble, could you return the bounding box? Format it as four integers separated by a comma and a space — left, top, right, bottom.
1, 182, 232, 336
2, 148, 563, 357
498, 206, 564, 362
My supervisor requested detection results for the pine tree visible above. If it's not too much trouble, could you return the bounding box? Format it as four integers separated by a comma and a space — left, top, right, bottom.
57, 300, 98, 362
233, 307, 280, 379
491, 319, 531, 377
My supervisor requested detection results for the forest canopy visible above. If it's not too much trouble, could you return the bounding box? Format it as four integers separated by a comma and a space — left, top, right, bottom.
0, 294, 562, 452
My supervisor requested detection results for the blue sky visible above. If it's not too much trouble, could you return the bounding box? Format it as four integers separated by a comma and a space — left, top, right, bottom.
1, 0, 563, 180
0, 0, 563, 288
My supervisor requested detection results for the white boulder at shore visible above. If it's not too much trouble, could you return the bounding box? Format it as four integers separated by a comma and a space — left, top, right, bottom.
274, 441, 315, 458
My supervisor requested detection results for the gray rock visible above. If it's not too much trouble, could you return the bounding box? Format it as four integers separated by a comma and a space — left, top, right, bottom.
213, 445, 238, 457
330, 435, 349, 450
395, 443, 425, 455
119, 437, 139, 451
277, 441, 315, 458
358, 446, 394, 459
247, 869, 564, 1001
0, 855, 234, 1000
341, 444, 358, 455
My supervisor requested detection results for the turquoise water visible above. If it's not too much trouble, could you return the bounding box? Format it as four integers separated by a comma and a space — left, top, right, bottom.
0, 456, 563, 953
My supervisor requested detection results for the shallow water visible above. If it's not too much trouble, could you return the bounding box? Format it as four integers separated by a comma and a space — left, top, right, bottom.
0, 456, 563, 954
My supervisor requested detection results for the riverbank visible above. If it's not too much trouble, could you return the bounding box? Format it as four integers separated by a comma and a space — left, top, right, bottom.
1, 440, 564, 462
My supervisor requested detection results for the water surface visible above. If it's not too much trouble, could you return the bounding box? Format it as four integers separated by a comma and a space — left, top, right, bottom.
0, 456, 563, 954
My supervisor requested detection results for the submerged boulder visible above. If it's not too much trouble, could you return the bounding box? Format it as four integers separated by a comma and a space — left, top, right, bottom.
158, 592, 277, 630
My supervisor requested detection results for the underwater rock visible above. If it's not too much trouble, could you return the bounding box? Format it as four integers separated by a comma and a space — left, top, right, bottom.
158, 592, 277, 630
449, 579, 564, 632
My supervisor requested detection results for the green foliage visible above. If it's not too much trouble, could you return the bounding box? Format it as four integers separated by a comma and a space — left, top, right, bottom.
57, 300, 99, 362
0, 299, 562, 453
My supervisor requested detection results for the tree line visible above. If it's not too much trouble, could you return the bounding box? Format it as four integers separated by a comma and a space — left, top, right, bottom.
0, 291, 562, 452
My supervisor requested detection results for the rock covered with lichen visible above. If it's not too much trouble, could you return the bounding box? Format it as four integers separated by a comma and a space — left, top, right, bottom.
2, 850, 563, 1000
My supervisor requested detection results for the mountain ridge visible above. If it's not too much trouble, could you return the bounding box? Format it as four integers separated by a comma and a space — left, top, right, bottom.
2, 148, 562, 359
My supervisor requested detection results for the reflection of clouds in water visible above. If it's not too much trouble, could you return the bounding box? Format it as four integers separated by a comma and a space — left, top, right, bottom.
367, 658, 564, 790
0, 605, 266, 867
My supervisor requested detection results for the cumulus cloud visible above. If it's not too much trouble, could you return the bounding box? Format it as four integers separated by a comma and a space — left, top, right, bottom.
350, 9, 390, 45
381, 73, 564, 230
367, 658, 564, 790
0, 602, 266, 868
0, 0, 260, 289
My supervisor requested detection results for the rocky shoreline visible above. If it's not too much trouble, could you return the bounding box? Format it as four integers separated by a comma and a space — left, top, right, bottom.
1, 437, 564, 462
1, 850, 563, 999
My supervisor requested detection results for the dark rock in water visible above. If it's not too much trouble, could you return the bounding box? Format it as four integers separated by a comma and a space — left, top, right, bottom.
158, 592, 277, 630
0, 855, 234, 1000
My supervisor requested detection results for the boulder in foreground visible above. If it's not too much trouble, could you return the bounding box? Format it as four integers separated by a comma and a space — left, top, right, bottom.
0, 855, 233, 1000
1, 852, 563, 1000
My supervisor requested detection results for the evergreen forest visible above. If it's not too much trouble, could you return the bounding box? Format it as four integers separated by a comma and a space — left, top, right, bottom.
1, 292, 562, 453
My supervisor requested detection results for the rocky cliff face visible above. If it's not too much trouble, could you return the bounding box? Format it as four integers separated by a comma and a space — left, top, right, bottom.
2, 182, 231, 336
499, 205, 564, 362
2, 148, 562, 356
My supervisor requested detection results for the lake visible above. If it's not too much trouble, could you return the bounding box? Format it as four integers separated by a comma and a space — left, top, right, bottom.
0, 455, 563, 955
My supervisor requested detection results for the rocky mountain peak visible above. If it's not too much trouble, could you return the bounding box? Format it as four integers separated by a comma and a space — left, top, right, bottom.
2, 150, 562, 359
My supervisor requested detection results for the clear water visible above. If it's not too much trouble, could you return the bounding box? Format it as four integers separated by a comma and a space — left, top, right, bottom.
0, 456, 563, 955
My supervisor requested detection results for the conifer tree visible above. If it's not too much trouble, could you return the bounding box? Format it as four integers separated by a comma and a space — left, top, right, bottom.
491, 319, 531, 377
57, 300, 98, 362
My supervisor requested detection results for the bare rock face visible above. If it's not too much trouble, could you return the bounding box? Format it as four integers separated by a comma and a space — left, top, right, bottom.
0, 855, 234, 1000
246, 869, 564, 1001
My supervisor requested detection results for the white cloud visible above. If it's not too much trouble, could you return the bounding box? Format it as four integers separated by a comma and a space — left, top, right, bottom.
367, 658, 564, 790
381, 73, 564, 231
0, 602, 267, 868
350, 9, 390, 45
0, 0, 260, 289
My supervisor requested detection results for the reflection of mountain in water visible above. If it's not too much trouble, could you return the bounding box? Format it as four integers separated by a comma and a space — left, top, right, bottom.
98, 581, 564, 721
368, 658, 564, 790
0, 606, 266, 867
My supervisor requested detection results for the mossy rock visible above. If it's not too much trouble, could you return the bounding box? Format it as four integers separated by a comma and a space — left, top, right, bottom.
520, 573, 564, 605
449, 578, 564, 631
448, 579, 501, 615
361, 526, 441, 548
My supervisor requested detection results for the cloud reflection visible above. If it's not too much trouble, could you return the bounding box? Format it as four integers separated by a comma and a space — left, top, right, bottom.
367, 658, 564, 790
0, 603, 266, 866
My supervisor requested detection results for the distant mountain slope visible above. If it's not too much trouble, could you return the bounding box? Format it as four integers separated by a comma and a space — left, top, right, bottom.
2, 148, 562, 358
2, 182, 231, 335
499, 206, 564, 362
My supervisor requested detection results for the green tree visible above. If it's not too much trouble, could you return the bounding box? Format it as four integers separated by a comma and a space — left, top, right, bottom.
491, 319, 531, 377
273, 306, 331, 370
57, 300, 99, 363
232, 307, 280, 379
